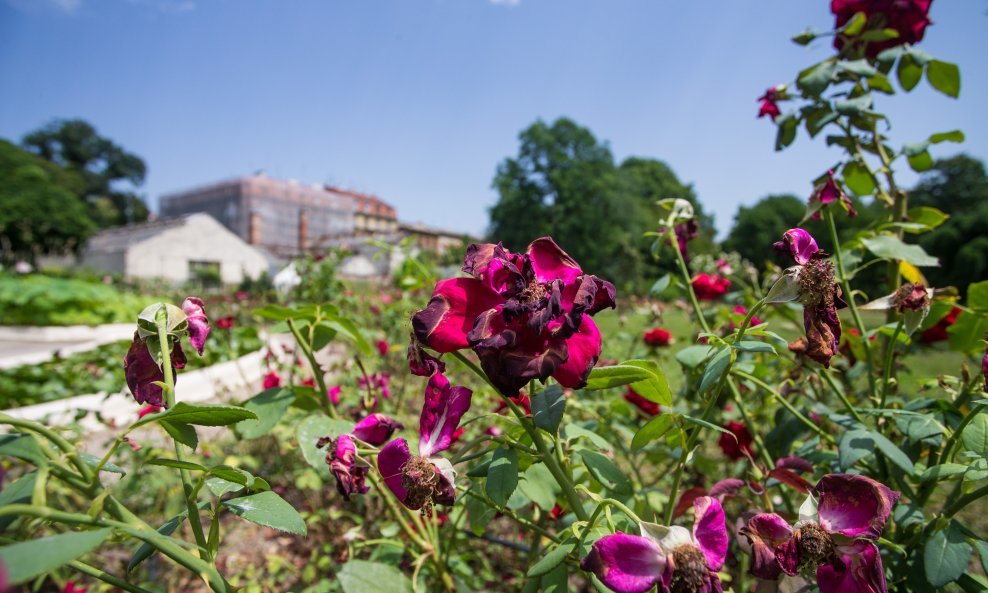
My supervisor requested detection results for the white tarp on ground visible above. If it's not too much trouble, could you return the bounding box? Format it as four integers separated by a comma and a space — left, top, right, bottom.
0, 323, 136, 370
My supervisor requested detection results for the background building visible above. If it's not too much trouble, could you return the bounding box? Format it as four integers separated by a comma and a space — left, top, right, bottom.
82, 213, 269, 283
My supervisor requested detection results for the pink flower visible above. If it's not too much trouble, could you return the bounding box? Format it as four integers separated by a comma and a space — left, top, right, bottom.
982, 345, 988, 393
832, 0, 932, 58
643, 328, 673, 347
262, 371, 281, 390
377, 339, 390, 356
581, 497, 728, 593
62, 582, 86, 593
742, 474, 899, 593
378, 373, 472, 512
124, 332, 186, 407
137, 405, 162, 419
810, 171, 857, 220
692, 274, 731, 300
732, 305, 763, 327
758, 87, 783, 120
351, 413, 403, 446
328, 385, 342, 405
182, 297, 211, 356
320, 434, 369, 501
411, 238, 615, 395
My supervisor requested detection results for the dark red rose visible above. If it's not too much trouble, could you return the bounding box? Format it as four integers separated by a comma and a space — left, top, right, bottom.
920, 306, 960, 343
692, 274, 731, 300
216, 315, 235, 330
718, 421, 755, 460
624, 386, 661, 416
643, 327, 673, 347
832, 0, 933, 58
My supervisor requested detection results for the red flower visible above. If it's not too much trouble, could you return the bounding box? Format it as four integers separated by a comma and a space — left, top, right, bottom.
732, 305, 763, 327
920, 306, 960, 343
377, 339, 390, 356
642, 327, 672, 347
624, 386, 661, 416
692, 274, 731, 300
262, 371, 281, 389
137, 405, 161, 419
301, 377, 316, 388
718, 421, 755, 460
216, 315, 235, 330
832, 0, 932, 58
62, 582, 86, 593
757, 87, 782, 120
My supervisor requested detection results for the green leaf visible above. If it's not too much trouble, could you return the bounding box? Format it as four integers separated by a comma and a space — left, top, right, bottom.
160, 420, 198, 450
0, 434, 46, 466
527, 541, 575, 577
322, 313, 373, 356
926, 60, 961, 98
252, 304, 299, 320
906, 206, 949, 232
861, 235, 939, 267
79, 452, 126, 475
839, 59, 877, 77
897, 53, 923, 91
925, 522, 973, 587
930, 130, 965, 144
486, 446, 519, 507
775, 112, 798, 151
967, 280, 988, 311
541, 563, 568, 593
465, 487, 496, 536
338, 560, 413, 593
237, 387, 295, 439
584, 365, 652, 390
0, 473, 36, 530
561, 423, 612, 451
839, 429, 914, 474
0, 528, 112, 584
842, 160, 876, 196
961, 414, 988, 457
869, 430, 916, 474
147, 458, 207, 472
206, 476, 246, 497
649, 274, 671, 296
797, 61, 837, 96
579, 450, 632, 495
222, 491, 307, 535
908, 150, 934, 172
841, 12, 867, 36
532, 385, 566, 434
734, 341, 777, 354
296, 416, 355, 477
699, 347, 734, 394
834, 94, 873, 116
675, 345, 714, 369
919, 463, 968, 483
867, 72, 895, 94
632, 414, 676, 451
518, 463, 560, 512
149, 402, 257, 427
948, 311, 988, 353
128, 512, 187, 572
622, 359, 673, 406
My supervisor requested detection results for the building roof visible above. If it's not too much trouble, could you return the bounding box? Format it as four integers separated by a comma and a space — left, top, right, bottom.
398, 221, 468, 239
324, 185, 397, 219
84, 214, 204, 253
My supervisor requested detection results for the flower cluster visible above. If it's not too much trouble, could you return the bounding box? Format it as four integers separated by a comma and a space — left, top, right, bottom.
411, 237, 615, 395
692, 273, 731, 301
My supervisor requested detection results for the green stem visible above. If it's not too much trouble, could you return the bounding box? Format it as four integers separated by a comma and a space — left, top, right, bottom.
68, 559, 156, 593
672, 237, 711, 334
879, 319, 904, 408
287, 317, 338, 418
451, 351, 589, 522
937, 403, 986, 467
366, 471, 432, 551
944, 484, 988, 517
732, 370, 837, 444
824, 208, 878, 401
820, 369, 868, 426
0, 414, 94, 482
156, 322, 210, 560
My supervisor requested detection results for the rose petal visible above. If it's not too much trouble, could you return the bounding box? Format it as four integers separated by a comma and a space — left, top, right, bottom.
776, 455, 814, 474
377, 438, 412, 507
419, 373, 473, 457
774, 229, 820, 266
329, 434, 368, 500
552, 316, 601, 389
124, 333, 165, 407
741, 513, 793, 580
407, 340, 446, 377
580, 533, 665, 593
470, 307, 567, 396
816, 540, 888, 593
182, 297, 210, 356
693, 496, 729, 571
526, 237, 583, 285
430, 457, 457, 506
816, 474, 899, 539
351, 413, 403, 446
412, 278, 502, 353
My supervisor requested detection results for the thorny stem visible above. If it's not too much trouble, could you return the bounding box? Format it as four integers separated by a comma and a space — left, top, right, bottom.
824, 208, 878, 402
451, 350, 590, 522
156, 322, 210, 561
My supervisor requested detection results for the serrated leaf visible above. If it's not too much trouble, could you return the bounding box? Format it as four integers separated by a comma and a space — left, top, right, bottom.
699, 347, 733, 394
0, 528, 112, 584
561, 423, 612, 450
632, 414, 676, 451
584, 365, 653, 390
0, 434, 45, 466
222, 491, 306, 535
579, 450, 632, 495
622, 359, 673, 406
925, 522, 973, 587
486, 446, 519, 507
151, 402, 257, 427
734, 341, 777, 354
338, 560, 413, 593
532, 385, 566, 434
797, 61, 837, 96
919, 463, 968, 483
238, 387, 295, 439
160, 420, 198, 450
926, 60, 960, 98
961, 414, 988, 457
842, 160, 876, 196
518, 463, 559, 512
861, 235, 939, 267
527, 541, 575, 577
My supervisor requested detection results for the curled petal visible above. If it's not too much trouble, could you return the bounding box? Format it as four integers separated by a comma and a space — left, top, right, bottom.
552, 316, 601, 389
419, 373, 473, 457
580, 533, 665, 593
741, 513, 793, 580
407, 339, 446, 377
329, 435, 368, 500
462, 242, 525, 295
693, 496, 729, 571
182, 297, 210, 356
430, 457, 457, 506
124, 334, 165, 407
377, 438, 412, 506
411, 278, 502, 353
774, 229, 820, 266
709, 478, 745, 499
351, 413, 403, 446
791, 301, 842, 368
816, 540, 888, 593
526, 237, 583, 285
776, 455, 814, 474
470, 308, 567, 396
816, 474, 899, 540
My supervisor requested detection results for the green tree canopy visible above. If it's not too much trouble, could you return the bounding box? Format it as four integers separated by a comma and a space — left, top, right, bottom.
0, 140, 96, 265
489, 118, 640, 286
22, 119, 149, 227
910, 154, 988, 291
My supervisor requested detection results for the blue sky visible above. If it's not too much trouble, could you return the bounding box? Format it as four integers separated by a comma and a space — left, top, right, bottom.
1, 0, 985, 238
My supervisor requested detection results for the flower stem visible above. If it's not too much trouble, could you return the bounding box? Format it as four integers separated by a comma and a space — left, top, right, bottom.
450, 350, 589, 522
156, 322, 210, 560
824, 208, 878, 401
67, 559, 156, 593
820, 368, 868, 426
287, 318, 338, 418
879, 319, 904, 408
732, 370, 836, 444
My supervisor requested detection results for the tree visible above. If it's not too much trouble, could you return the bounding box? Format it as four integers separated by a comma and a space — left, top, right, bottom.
22, 119, 149, 227
0, 140, 96, 265
910, 154, 988, 291
489, 118, 640, 285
